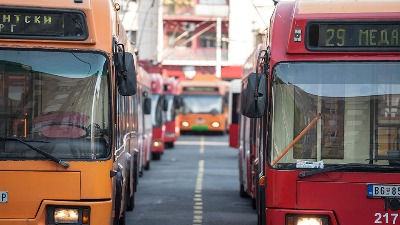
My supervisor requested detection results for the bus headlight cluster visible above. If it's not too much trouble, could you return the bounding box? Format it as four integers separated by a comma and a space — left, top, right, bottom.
47, 206, 90, 224
153, 141, 162, 147
211, 122, 220, 128
286, 215, 328, 225
182, 121, 189, 127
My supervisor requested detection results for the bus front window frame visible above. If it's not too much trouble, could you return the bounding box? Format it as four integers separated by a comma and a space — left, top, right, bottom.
270, 61, 400, 169
0, 49, 111, 161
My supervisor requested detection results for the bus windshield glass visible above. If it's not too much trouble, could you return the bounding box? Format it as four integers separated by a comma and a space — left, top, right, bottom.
151, 94, 163, 127
271, 62, 400, 168
164, 94, 176, 122
182, 94, 222, 114
0, 49, 110, 160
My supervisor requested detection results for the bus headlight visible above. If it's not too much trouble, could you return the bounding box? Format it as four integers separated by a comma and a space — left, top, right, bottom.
54, 208, 79, 223
47, 206, 90, 224
182, 121, 189, 127
153, 141, 162, 147
211, 122, 220, 128
286, 215, 328, 225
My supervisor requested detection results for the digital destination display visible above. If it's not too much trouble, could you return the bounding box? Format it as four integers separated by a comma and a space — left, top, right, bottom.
307, 21, 400, 51
0, 8, 88, 40
183, 87, 219, 92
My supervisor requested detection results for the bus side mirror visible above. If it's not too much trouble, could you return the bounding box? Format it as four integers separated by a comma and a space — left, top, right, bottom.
174, 96, 183, 109
162, 97, 168, 112
144, 97, 152, 115
241, 72, 267, 118
115, 52, 137, 96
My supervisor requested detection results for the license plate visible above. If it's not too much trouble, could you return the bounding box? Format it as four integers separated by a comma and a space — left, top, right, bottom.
0, 191, 8, 203
195, 119, 205, 124
367, 184, 400, 198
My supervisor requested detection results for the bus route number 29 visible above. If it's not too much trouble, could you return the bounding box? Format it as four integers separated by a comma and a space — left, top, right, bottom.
375, 213, 399, 224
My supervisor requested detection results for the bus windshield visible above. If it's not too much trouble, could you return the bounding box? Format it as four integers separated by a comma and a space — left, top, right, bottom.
151, 94, 163, 127
164, 94, 176, 122
0, 49, 110, 160
271, 62, 400, 168
182, 94, 222, 114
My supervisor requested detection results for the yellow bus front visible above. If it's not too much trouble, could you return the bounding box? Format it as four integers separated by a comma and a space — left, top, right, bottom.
0, 1, 136, 224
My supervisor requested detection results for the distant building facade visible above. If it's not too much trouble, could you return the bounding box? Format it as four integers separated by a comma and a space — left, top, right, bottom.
119, 0, 275, 80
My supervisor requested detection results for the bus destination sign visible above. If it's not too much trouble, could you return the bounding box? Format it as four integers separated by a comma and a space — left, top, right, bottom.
183, 87, 219, 92
0, 8, 88, 40
307, 21, 400, 51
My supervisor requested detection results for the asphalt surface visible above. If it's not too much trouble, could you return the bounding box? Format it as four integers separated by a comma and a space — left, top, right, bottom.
126, 133, 257, 225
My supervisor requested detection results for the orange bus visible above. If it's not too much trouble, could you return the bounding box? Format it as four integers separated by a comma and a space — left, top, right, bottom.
163, 77, 182, 148
0, 1, 139, 224
241, 0, 400, 224
178, 75, 230, 134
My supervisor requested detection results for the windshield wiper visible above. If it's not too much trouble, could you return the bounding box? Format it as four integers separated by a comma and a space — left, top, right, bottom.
298, 163, 399, 178
0, 136, 69, 168
272, 113, 321, 166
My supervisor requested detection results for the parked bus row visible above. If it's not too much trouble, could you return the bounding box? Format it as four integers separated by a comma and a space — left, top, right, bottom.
232, 0, 400, 225
0, 0, 181, 224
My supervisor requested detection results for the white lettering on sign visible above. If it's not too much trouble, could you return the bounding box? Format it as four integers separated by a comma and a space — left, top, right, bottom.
0, 191, 7, 203
374, 213, 398, 224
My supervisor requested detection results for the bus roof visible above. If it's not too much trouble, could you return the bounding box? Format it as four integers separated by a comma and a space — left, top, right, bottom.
151, 73, 164, 94
178, 78, 230, 95
297, 0, 400, 14
229, 79, 241, 94
0, 0, 120, 52
270, 0, 400, 60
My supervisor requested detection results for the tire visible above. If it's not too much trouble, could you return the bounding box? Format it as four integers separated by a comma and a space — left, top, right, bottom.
118, 209, 126, 225
114, 175, 123, 225
126, 194, 134, 211
240, 184, 248, 198
152, 152, 161, 160
144, 161, 150, 170
166, 142, 174, 148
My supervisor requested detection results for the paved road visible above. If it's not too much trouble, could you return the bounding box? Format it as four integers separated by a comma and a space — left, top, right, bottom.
126, 134, 257, 225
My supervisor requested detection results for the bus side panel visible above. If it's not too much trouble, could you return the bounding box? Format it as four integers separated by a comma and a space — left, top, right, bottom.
229, 123, 239, 148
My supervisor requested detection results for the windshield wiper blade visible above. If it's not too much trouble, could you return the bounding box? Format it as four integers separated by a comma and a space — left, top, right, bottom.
298, 163, 398, 178
0, 137, 69, 168
272, 113, 321, 166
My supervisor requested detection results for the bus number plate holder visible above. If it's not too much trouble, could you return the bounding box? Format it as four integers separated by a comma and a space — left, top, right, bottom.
367, 184, 400, 198
195, 119, 205, 124
0, 191, 8, 203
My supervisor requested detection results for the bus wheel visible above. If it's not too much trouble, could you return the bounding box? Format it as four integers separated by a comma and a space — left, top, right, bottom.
152, 152, 161, 160
166, 142, 174, 148
144, 161, 150, 170
126, 188, 134, 211
240, 184, 248, 198
126, 171, 134, 211
118, 209, 126, 225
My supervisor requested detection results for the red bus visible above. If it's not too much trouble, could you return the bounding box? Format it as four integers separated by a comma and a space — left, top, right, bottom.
163, 77, 182, 148
237, 44, 263, 208
228, 79, 241, 148
0, 0, 139, 224
137, 66, 152, 174
150, 73, 166, 160
241, 0, 400, 225
178, 75, 230, 134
